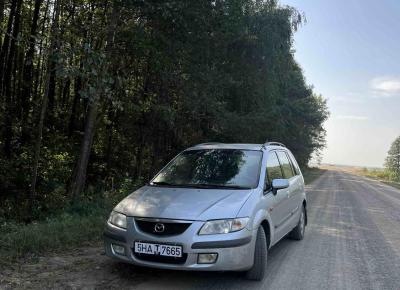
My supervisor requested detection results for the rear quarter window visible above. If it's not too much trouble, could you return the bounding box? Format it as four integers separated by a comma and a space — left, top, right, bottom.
276, 151, 295, 179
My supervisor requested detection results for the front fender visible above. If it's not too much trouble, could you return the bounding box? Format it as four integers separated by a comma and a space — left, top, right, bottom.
251, 208, 275, 248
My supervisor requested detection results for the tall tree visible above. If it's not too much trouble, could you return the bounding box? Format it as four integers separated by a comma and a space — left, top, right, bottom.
20, 0, 43, 134
2, 0, 23, 157
69, 1, 117, 200
0, 0, 5, 48
0, 0, 17, 91
30, 0, 61, 212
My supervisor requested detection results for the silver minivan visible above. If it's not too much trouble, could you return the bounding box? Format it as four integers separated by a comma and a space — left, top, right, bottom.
104, 142, 307, 280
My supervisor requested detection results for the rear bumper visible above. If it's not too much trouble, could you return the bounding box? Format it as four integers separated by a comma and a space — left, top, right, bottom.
103, 220, 256, 271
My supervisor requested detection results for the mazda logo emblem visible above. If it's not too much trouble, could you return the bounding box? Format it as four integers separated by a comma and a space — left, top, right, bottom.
154, 223, 165, 233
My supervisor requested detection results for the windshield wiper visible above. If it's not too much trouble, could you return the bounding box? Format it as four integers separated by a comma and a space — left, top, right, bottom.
184, 183, 251, 190
151, 181, 181, 187
151, 181, 251, 189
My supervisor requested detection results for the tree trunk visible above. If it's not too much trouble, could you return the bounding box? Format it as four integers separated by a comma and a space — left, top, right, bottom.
69, 100, 99, 200
33, 0, 50, 103
20, 0, 42, 139
105, 104, 114, 173
0, 0, 17, 93
68, 61, 82, 137
47, 60, 56, 123
2, 0, 23, 157
30, 0, 60, 213
0, 0, 5, 49
69, 0, 117, 200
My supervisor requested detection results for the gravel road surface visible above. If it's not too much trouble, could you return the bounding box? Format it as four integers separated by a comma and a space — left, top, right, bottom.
2, 169, 400, 289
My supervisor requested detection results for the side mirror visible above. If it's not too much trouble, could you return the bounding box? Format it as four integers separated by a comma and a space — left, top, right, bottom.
272, 179, 289, 195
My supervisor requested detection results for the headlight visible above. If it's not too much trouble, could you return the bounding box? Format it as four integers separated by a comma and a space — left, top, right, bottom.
108, 211, 127, 229
199, 218, 249, 235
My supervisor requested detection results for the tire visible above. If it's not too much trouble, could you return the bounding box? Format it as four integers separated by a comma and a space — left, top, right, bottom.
245, 226, 268, 281
289, 205, 306, 240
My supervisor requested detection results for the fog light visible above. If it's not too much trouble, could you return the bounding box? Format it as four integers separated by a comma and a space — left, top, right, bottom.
112, 244, 126, 256
198, 253, 218, 264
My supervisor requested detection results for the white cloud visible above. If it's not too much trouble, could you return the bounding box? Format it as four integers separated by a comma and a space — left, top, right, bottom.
330, 95, 364, 104
335, 115, 368, 121
371, 76, 400, 96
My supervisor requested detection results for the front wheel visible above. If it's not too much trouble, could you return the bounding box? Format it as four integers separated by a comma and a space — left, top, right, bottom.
289, 205, 306, 240
245, 226, 267, 281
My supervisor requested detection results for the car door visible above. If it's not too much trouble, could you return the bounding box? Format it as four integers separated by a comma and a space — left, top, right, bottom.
286, 151, 304, 217
276, 151, 298, 231
264, 151, 290, 242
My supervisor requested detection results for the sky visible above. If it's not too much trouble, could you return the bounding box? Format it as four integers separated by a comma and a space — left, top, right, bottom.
282, 0, 400, 167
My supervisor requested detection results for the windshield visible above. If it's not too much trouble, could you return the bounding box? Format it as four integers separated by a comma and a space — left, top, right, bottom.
151, 149, 262, 189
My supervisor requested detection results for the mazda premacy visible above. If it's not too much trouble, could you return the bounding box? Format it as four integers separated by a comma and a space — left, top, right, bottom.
104, 142, 307, 280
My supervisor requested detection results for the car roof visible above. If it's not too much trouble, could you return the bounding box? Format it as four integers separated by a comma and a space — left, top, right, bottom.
186, 143, 287, 151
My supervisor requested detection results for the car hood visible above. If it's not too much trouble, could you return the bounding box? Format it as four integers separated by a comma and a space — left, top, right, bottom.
113, 185, 254, 220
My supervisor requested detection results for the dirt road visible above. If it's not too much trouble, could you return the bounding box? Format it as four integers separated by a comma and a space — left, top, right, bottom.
2, 169, 400, 289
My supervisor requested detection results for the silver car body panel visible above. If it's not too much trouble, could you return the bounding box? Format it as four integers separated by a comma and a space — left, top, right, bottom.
104, 143, 307, 271
104, 219, 257, 271
114, 186, 255, 221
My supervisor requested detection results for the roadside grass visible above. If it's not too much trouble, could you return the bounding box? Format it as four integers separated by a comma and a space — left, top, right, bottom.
353, 168, 400, 190
302, 167, 325, 185
0, 193, 128, 265
0, 212, 105, 264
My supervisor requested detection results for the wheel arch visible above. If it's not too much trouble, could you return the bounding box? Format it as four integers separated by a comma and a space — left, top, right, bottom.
252, 208, 274, 248
260, 219, 271, 248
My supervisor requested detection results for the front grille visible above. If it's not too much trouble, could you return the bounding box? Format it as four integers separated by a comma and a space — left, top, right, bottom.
133, 252, 188, 264
135, 219, 191, 236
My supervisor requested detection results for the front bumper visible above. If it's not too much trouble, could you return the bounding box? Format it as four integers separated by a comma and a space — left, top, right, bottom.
103, 218, 257, 271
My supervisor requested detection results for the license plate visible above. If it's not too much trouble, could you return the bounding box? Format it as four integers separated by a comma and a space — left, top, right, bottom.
134, 242, 182, 258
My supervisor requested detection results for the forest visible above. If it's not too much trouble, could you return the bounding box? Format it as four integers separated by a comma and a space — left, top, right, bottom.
0, 0, 329, 223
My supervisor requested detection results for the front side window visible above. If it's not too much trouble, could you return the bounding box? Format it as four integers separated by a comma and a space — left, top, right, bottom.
151, 149, 263, 189
276, 151, 294, 179
266, 151, 283, 185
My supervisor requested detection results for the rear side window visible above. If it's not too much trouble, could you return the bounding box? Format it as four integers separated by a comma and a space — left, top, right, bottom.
276, 151, 294, 179
287, 152, 300, 175
266, 151, 283, 184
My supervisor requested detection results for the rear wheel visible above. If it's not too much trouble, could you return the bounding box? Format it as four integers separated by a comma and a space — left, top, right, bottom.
289, 205, 306, 240
245, 226, 267, 281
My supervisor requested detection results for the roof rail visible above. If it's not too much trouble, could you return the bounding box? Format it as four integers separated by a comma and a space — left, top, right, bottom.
263, 141, 286, 148
194, 142, 223, 147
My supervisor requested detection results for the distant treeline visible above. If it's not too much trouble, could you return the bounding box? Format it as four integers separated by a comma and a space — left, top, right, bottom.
0, 0, 328, 221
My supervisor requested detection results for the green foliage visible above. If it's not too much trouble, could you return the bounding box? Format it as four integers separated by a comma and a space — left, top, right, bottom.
385, 136, 400, 181
0, 0, 328, 222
